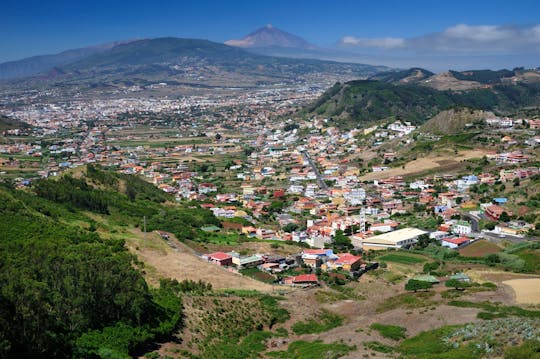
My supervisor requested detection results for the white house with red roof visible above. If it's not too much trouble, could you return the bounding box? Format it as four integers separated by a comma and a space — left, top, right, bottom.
283, 274, 318, 287
441, 237, 470, 249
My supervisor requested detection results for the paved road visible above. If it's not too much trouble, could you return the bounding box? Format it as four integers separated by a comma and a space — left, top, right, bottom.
301, 150, 328, 190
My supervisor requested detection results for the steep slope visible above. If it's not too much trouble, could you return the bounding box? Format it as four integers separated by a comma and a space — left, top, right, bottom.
420, 108, 494, 135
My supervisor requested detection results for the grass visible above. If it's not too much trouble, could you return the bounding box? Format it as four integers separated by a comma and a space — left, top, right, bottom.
377, 253, 427, 264
363, 341, 394, 354
268, 340, 355, 359
398, 325, 480, 359
376, 291, 436, 313
291, 310, 344, 335
369, 323, 407, 340
239, 268, 276, 284
448, 300, 540, 319
458, 240, 502, 258
514, 249, 540, 273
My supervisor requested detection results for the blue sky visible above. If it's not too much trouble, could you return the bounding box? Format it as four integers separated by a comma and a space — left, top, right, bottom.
1, 0, 539, 69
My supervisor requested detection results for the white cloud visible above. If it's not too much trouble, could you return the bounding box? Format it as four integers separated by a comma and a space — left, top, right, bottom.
443, 24, 513, 42
339, 23, 540, 54
340, 36, 404, 49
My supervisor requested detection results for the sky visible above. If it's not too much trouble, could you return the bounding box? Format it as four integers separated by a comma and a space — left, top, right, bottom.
2, 0, 539, 70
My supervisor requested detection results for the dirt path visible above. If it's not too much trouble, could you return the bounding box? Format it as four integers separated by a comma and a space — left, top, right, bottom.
124, 229, 275, 291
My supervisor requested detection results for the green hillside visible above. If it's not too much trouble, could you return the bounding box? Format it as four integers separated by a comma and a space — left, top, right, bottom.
0, 165, 222, 357
303, 80, 540, 128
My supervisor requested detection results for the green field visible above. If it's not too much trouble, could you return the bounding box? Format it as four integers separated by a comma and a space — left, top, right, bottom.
378, 253, 427, 264
239, 268, 276, 284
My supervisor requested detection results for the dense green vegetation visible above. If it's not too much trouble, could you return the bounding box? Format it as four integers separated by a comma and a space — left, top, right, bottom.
370, 323, 407, 340
304, 79, 540, 128
449, 69, 515, 84
0, 184, 184, 357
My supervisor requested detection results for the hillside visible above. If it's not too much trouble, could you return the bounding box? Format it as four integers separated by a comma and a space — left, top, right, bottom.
0, 115, 30, 131
420, 108, 494, 135
4, 38, 386, 94
303, 79, 540, 128
369, 67, 434, 84
373, 67, 540, 91
0, 41, 135, 80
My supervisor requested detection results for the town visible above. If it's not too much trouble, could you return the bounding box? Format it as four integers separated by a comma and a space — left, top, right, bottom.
1, 87, 539, 291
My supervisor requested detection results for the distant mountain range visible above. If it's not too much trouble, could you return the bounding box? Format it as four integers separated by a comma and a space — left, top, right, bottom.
225, 24, 317, 50
0, 40, 136, 80
369, 67, 540, 90
0, 37, 387, 95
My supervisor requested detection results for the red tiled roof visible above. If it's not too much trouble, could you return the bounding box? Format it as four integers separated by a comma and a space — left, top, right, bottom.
335, 254, 362, 265
292, 274, 318, 283
207, 252, 232, 261
443, 237, 470, 245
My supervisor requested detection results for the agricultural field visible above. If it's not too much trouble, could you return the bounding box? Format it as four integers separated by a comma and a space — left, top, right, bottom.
377, 252, 427, 264
459, 240, 502, 257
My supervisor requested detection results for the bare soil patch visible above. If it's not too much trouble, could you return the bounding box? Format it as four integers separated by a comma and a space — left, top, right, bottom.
359, 149, 488, 181
502, 278, 540, 304
459, 240, 502, 257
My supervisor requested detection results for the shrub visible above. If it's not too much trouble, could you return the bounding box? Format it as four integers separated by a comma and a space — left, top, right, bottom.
370, 323, 407, 340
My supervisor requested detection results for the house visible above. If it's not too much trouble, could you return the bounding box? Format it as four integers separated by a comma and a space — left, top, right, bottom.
283, 274, 318, 287
370, 221, 399, 233
301, 249, 335, 268
203, 252, 233, 266
451, 221, 472, 236
442, 237, 470, 249
198, 183, 217, 194
322, 253, 363, 272
485, 204, 512, 220
231, 254, 263, 269
358, 228, 428, 250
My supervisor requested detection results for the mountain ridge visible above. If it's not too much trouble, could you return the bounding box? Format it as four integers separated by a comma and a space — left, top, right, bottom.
225, 24, 317, 50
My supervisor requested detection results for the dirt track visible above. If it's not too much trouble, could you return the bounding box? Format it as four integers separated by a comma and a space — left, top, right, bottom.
124, 229, 275, 291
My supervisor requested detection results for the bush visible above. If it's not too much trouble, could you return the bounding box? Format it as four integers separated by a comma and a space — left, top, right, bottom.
405, 279, 433, 292
370, 323, 407, 340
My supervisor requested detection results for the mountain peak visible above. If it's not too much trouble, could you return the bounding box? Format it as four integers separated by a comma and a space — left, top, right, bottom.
225, 25, 317, 50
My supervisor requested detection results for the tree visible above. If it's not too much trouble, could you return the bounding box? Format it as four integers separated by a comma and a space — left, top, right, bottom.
282, 223, 299, 233
332, 230, 353, 251
445, 279, 471, 291
499, 211, 511, 222
404, 279, 432, 292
